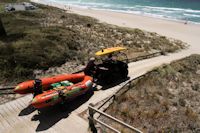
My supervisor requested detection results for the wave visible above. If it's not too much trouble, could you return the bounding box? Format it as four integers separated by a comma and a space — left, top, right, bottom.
72, 2, 200, 15
134, 5, 200, 13
45, 0, 200, 24
51, 0, 200, 13
184, 13, 200, 18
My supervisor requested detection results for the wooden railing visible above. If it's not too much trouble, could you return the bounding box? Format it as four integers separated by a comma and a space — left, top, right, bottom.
88, 104, 143, 133
0, 86, 15, 90
87, 72, 150, 133
127, 51, 163, 63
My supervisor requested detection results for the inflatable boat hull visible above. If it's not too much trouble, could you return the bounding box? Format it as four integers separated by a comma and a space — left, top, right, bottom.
14, 73, 85, 94
31, 75, 93, 108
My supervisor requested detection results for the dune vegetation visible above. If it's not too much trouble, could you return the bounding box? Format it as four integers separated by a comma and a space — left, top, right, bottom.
0, 2, 186, 84
103, 54, 200, 133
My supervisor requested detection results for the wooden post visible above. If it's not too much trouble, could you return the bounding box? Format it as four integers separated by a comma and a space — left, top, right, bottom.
0, 17, 6, 36
88, 103, 97, 133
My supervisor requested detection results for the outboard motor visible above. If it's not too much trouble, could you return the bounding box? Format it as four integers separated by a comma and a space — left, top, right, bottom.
33, 79, 43, 97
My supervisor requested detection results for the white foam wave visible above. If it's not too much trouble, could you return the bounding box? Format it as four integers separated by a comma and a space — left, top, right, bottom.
44, 0, 200, 24
135, 5, 200, 13
184, 13, 200, 18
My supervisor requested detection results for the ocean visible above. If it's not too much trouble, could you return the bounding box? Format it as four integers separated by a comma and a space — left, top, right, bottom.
45, 0, 200, 24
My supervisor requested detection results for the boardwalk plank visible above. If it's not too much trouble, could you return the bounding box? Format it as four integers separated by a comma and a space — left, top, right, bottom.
0, 112, 11, 132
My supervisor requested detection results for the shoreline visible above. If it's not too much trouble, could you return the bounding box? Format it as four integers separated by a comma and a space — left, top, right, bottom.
68, 5, 200, 26
89, 8, 200, 25
31, 0, 200, 54
31, 0, 200, 26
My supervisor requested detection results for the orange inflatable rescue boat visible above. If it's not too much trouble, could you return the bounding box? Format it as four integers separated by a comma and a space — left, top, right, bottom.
31, 75, 93, 108
14, 73, 85, 94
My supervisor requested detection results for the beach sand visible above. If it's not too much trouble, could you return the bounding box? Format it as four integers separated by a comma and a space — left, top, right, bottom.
31, 0, 200, 55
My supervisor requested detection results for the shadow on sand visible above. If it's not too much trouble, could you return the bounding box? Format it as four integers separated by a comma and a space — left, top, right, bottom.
19, 90, 94, 132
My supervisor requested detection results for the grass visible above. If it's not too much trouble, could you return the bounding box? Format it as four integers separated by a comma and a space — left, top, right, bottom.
0, 2, 186, 84
0, 7, 87, 83
104, 54, 200, 132
0, 4, 3, 13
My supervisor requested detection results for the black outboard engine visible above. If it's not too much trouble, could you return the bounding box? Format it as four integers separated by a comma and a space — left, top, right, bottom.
33, 79, 43, 97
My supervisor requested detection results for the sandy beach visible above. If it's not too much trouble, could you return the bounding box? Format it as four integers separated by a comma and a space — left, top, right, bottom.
32, 0, 200, 55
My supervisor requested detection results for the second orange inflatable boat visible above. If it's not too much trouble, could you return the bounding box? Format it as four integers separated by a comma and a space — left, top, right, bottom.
31, 75, 93, 108
14, 73, 85, 94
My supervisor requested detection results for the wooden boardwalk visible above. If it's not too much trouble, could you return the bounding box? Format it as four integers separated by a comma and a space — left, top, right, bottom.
0, 80, 128, 133
0, 51, 192, 133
